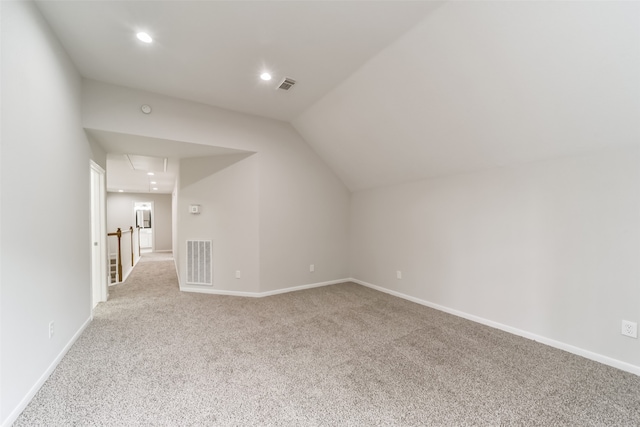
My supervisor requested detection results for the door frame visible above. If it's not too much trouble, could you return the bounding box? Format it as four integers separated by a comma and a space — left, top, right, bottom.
90, 161, 108, 311
133, 200, 155, 252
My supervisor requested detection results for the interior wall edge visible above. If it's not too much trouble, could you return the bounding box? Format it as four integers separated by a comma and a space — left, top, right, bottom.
350, 278, 640, 377
120, 257, 141, 284
173, 258, 181, 289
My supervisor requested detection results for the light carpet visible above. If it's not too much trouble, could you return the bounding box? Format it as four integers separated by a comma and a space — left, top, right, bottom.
15, 254, 640, 426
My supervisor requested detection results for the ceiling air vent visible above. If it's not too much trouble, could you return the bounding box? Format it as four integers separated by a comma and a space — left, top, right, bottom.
277, 77, 296, 91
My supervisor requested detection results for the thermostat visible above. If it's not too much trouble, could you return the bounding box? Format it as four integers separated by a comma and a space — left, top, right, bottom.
189, 204, 201, 214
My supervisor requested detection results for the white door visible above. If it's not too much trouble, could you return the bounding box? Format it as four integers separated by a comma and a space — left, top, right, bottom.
90, 161, 107, 308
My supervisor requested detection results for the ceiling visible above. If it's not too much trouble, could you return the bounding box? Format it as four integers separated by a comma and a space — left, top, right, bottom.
106, 153, 176, 194
36, 0, 443, 193
35, 0, 441, 122
293, 1, 640, 190
37, 1, 640, 192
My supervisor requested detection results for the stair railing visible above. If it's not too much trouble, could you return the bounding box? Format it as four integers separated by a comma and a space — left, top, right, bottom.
129, 226, 134, 267
107, 226, 142, 284
107, 228, 123, 283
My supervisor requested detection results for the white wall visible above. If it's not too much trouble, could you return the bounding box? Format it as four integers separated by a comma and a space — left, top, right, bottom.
294, 1, 640, 191
350, 147, 640, 371
86, 132, 106, 170
82, 80, 350, 294
107, 192, 173, 252
178, 154, 259, 293
1, 1, 95, 424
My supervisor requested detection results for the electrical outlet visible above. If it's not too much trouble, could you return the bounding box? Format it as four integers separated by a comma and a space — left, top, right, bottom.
48, 321, 54, 339
310, 264, 315, 272
396, 270, 402, 279
235, 270, 241, 279
621, 320, 637, 338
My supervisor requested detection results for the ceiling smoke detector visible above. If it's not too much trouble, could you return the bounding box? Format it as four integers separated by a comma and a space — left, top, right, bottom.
277, 77, 296, 91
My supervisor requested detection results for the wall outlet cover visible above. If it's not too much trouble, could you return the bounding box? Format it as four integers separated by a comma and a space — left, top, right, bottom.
622, 320, 638, 338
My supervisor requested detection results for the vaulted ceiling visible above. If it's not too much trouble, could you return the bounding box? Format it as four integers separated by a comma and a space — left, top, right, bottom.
36, 0, 441, 122
294, 1, 640, 190
36, 1, 640, 192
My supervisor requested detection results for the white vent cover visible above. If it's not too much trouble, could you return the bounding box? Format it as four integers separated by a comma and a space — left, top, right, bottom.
186, 240, 212, 285
278, 77, 296, 91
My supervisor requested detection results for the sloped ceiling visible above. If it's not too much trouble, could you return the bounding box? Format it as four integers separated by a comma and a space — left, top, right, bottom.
35, 0, 441, 122
293, 1, 640, 191
37, 1, 640, 193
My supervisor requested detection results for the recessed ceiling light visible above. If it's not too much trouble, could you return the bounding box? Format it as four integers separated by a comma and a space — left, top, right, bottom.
150, 181, 157, 184
118, 189, 124, 193
136, 32, 153, 43
260, 72, 272, 81
147, 172, 154, 176
152, 187, 158, 191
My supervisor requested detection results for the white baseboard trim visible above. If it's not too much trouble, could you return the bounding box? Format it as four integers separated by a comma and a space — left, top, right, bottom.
2, 316, 92, 427
180, 278, 350, 298
350, 278, 640, 377
259, 278, 350, 297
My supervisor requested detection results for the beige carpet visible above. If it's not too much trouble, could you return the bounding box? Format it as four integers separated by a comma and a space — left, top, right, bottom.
15, 254, 640, 426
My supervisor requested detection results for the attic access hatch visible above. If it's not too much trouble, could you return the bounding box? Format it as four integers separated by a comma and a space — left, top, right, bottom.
125, 154, 167, 173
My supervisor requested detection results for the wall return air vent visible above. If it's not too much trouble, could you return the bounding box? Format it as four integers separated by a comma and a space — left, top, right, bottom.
277, 77, 296, 91
186, 240, 212, 286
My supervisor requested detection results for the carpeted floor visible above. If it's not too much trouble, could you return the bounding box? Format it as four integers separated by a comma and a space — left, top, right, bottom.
15, 253, 640, 426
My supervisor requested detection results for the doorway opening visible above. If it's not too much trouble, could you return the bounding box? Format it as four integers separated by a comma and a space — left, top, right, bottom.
134, 201, 154, 253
